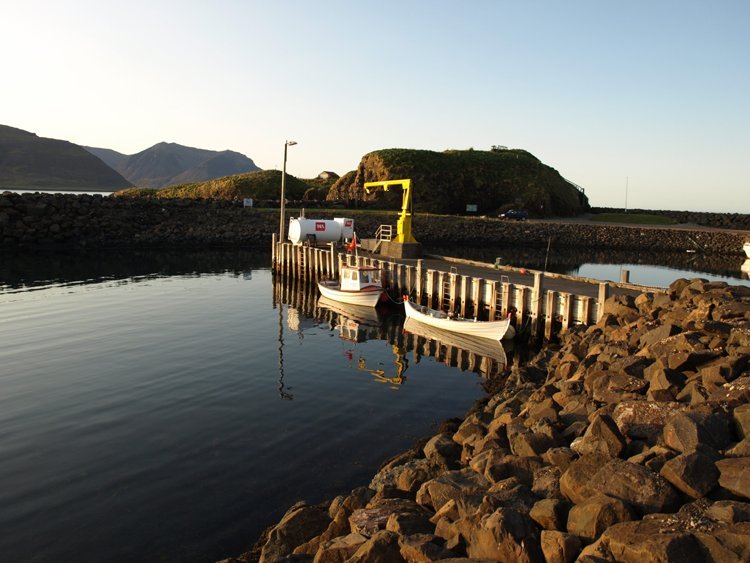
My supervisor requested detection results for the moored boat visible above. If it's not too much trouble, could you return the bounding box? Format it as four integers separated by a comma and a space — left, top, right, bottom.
403, 298, 515, 340
744, 241, 750, 258
317, 265, 386, 307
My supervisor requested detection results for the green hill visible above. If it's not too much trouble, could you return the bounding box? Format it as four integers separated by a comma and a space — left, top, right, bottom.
113, 169, 309, 200
0, 124, 131, 190
328, 147, 588, 216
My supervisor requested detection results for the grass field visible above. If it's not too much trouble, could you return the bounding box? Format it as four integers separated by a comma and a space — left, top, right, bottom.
590, 213, 676, 225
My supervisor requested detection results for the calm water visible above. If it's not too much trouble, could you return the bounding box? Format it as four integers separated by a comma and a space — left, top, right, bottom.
0, 250, 494, 562
2, 246, 748, 563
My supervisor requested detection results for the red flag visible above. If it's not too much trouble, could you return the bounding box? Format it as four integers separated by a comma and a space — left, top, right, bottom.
345, 233, 357, 251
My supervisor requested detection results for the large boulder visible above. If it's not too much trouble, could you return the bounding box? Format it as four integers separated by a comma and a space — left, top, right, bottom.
259, 502, 332, 563
467, 508, 544, 562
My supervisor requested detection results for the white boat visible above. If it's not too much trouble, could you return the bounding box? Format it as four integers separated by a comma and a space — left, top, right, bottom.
742, 259, 750, 280
403, 318, 507, 366
403, 298, 515, 341
317, 265, 385, 307
744, 242, 750, 258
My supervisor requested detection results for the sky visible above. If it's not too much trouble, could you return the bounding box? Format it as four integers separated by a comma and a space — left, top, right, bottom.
2, 0, 749, 213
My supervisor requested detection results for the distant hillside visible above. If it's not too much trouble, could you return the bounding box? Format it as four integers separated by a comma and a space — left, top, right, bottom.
328, 148, 589, 216
113, 169, 309, 200
0, 125, 131, 190
85, 142, 261, 188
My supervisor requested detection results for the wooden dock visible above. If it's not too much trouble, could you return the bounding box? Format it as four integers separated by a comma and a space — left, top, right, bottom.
271, 235, 662, 341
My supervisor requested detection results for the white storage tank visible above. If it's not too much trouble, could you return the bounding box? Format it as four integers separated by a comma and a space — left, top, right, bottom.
287, 217, 354, 245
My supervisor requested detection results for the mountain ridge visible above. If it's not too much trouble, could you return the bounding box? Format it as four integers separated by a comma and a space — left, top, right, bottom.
0, 125, 131, 190
85, 142, 261, 188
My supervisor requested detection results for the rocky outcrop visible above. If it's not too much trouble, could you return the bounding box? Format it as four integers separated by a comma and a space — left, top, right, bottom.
223, 277, 750, 562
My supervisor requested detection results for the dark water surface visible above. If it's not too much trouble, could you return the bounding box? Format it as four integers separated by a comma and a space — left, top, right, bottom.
2, 245, 748, 562
0, 249, 496, 562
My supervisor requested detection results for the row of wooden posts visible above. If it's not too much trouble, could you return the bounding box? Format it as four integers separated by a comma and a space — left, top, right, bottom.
273, 268, 510, 378
271, 235, 615, 341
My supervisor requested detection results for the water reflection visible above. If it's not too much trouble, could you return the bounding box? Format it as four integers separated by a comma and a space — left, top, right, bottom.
0, 248, 271, 290
272, 275, 510, 382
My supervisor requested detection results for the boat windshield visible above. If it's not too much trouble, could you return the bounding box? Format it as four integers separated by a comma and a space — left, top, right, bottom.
360, 270, 381, 285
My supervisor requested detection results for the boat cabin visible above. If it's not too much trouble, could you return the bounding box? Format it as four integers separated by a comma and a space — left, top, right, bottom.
340, 266, 382, 292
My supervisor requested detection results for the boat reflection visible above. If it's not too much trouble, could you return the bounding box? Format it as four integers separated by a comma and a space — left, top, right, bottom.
403, 318, 508, 377
272, 276, 511, 391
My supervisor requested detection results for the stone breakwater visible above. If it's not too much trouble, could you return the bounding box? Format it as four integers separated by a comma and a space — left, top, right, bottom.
1, 193, 747, 254
222, 278, 750, 563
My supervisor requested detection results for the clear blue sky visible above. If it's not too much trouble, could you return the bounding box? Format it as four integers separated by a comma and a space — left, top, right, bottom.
2, 1, 748, 212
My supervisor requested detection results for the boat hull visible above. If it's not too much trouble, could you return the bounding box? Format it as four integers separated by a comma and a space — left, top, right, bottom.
318, 281, 384, 307
744, 242, 750, 259
403, 299, 514, 340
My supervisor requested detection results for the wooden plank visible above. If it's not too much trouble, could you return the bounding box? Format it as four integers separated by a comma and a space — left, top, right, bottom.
472, 278, 481, 320
415, 259, 423, 302
488, 280, 498, 321
501, 282, 511, 317
597, 283, 609, 321
545, 290, 557, 340
426, 270, 434, 308
459, 276, 468, 317
562, 292, 573, 331
581, 296, 593, 325
531, 272, 544, 337
449, 273, 457, 312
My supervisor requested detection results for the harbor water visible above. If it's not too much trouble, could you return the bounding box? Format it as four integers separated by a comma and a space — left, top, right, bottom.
1, 246, 747, 562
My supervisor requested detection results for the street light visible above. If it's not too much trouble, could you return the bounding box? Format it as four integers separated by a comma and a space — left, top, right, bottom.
279, 140, 298, 242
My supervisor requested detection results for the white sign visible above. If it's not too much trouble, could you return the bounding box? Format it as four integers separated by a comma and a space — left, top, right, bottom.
466, 204, 478, 212
243, 198, 254, 207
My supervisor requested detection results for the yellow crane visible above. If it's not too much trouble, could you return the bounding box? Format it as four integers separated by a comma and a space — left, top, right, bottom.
363, 179, 418, 244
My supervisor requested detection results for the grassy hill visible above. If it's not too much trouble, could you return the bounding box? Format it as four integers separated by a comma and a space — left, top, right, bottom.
328, 147, 589, 216
113, 169, 310, 200
0, 124, 131, 190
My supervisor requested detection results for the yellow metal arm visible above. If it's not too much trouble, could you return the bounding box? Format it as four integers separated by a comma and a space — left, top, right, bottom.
363, 179, 418, 244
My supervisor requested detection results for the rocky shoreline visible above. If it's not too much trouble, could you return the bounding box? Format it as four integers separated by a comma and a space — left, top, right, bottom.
223, 279, 750, 563
1, 192, 748, 254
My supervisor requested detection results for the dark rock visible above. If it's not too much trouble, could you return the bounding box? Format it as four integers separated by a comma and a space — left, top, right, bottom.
529, 498, 569, 531
716, 457, 750, 499
349, 498, 427, 538
566, 493, 634, 542
467, 508, 544, 562
734, 403, 750, 439
260, 503, 332, 563
571, 413, 626, 458
659, 451, 719, 498
588, 458, 681, 515
705, 500, 750, 524
539, 530, 581, 563
416, 468, 490, 512
484, 454, 544, 486
598, 520, 703, 562
531, 465, 563, 499
313, 533, 367, 563
664, 407, 735, 454
348, 530, 405, 562
559, 453, 611, 505
423, 433, 461, 470
397, 533, 455, 562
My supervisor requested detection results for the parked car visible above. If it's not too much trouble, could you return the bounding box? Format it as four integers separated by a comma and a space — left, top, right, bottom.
499, 209, 529, 221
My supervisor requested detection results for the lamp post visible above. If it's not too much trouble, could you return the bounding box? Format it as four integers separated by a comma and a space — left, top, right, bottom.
279, 140, 297, 242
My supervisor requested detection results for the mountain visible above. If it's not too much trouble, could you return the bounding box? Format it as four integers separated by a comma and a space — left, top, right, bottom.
328, 147, 589, 216
85, 142, 261, 188
0, 125, 131, 190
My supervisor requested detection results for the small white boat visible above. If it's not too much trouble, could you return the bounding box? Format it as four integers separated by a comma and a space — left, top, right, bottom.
744, 242, 750, 258
403, 318, 508, 366
317, 265, 385, 307
742, 259, 750, 280
403, 298, 515, 341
